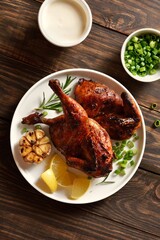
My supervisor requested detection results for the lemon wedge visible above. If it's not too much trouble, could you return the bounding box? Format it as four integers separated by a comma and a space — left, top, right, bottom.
50, 154, 75, 187
71, 178, 90, 199
50, 154, 67, 178
41, 168, 57, 192
57, 171, 74, 186
41, 153, 90, 199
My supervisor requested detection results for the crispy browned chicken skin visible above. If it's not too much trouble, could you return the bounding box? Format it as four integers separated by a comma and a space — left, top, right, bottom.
22, 79, 114, 177
74, 79, 141, 140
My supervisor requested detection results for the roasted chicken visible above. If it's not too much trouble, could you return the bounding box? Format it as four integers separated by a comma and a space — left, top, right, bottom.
22, 79, 114, 177
74, 79, 141, 140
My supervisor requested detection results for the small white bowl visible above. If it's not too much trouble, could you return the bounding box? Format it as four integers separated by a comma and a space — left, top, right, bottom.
38, 0, 92, 47
121, 28, 160, 82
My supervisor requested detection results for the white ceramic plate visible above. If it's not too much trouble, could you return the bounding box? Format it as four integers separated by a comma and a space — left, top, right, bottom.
10, 68, 146, 204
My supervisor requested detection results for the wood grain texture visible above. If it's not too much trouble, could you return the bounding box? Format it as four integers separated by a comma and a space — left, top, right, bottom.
1, 41, 160, 117
87, 0, 160, 34
0, 54, 48, 120
1, 1, 160, 79
83, 170, 160, 236
1, 3, 160, 107
139, 106, 160, 174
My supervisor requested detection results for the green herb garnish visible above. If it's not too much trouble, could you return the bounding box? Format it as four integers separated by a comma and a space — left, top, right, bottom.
35, 124, 42, 129
113, 134, 139, 176
36, 75, 76, 112
97, 181, 115, 185
42, 111, 48, 117
150, 103, 157, 110
127, 140, 134, 149
124, 34, 160, 76
153, 119, 160, 128
96, 175, 115, 185
21, 127, 28, 134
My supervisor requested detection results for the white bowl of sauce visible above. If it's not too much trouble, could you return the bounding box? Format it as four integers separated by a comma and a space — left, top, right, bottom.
38, 0, 92, 47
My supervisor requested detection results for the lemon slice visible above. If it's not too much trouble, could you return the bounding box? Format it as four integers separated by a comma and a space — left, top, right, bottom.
41, 168, 57, 192
57, 171, 74, 186
50, 153, 74, 187
50, 154, 67, 178
71, 178, 90, 199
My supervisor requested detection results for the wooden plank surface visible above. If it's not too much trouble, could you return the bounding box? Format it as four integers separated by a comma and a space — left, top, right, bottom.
1, 1, 160, 105
87, 0, 160, 34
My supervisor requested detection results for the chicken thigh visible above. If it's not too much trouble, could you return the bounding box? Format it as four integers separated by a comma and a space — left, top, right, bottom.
74, 79, 141, 140
22, 79, 114, 177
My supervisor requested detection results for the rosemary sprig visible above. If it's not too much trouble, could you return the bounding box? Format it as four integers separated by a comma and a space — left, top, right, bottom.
36, 75, 76, 112
96, 175, 115, 185
97, 181, 115, 185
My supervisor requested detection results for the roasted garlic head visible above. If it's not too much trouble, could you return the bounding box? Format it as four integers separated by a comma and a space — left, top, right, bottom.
19, 129, 51, 163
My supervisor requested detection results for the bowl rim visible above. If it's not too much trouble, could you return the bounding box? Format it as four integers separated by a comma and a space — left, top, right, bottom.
38, 0, 92, 47
121, 28, 160, 82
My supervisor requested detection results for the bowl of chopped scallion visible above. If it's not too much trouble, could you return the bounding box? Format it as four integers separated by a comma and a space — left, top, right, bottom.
121, 28, 160, 82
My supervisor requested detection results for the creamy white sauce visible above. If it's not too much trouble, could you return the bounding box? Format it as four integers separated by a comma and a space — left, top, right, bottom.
41, 0, 87, 45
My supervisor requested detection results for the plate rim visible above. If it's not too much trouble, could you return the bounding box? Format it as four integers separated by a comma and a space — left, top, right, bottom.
10, 68, 146, 204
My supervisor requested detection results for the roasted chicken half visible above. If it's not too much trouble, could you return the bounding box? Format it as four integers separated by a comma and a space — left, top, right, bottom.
22, 79, 114, 177
74, 79, 141, 140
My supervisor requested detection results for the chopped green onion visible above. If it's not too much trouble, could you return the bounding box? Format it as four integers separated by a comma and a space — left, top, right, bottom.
149, 69, 157, 75
21, 127, 28, 134
150, 103, 157, 110
124, 33, 160, 77
42, 111, 48, 116
118, 160, 128, 168
153, 119, 160, 128
35, 125, 42, 129
130, 160, 135, 166
127, 140, 134, 149
132, 36, 139, 43
132, 148, 138, 155
123, 150, 134, 160
114, 168, 126, 176
112, 134, 139, 176
133, 135, 139, 142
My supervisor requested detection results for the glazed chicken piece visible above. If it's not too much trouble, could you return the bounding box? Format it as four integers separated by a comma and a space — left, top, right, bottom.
74, 79, 141, 140
22, 79, 114, 178
75, 79, 124, 118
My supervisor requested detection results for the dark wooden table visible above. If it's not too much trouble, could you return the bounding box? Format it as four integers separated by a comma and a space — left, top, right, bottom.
1, 0, 160, 239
